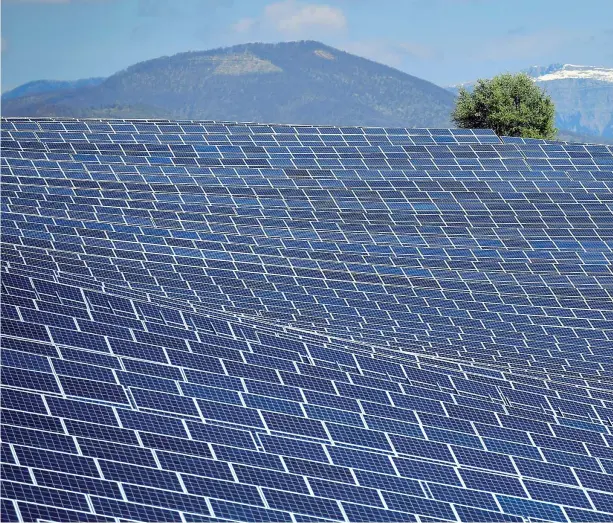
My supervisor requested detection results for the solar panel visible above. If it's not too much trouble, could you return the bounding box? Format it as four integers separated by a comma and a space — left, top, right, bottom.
1, 117, 613, 523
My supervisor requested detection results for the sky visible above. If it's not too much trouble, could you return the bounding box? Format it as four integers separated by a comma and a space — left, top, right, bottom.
2, 0, 613, 92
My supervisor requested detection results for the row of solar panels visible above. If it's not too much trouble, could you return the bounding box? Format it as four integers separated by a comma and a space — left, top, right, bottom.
5, 199, 613, 248
5, 149, 613, 171
4, 238, 612, 386
2, 118, 499, 136
5, 186, 613, 255
2, 117, 607, 148
3, 258, 612, 434
5, 246, 607, 426
4, 141, 564, 158
2, 260, 613, 523
2, 135, 501, 147
5, 203, 613, 285
5, 178, 613, 239
6, 163, 613, 197
6, 253, 548, 382
4, 169, 612, 281
2, 118, 613, 523
4, 135, 613, 160
7, 155, 608, 174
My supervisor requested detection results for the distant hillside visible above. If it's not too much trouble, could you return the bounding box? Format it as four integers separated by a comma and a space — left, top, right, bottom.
527, 64, 613, 140
1, 78, 105, 101
448, 64, 613, 142
2, 41, 456, 127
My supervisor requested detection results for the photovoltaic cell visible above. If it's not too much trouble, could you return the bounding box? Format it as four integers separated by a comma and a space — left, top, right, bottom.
1, 116, 613, 522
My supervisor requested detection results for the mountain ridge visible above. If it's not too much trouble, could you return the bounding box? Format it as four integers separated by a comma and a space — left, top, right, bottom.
1, 77, 106, 100
1, 41, 455, 128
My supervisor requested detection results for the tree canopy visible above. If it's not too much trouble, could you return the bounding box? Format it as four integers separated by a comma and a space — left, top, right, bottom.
452, 73, 557, 139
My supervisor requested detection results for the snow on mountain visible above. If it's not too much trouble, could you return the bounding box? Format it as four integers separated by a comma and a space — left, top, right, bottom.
527, 64, 613, 83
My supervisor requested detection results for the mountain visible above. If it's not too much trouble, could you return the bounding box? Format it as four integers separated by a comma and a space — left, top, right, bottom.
526, 64, 613, 139
1, 78, 105, 100
448, 64, 613, 141
2, 41, 456, 127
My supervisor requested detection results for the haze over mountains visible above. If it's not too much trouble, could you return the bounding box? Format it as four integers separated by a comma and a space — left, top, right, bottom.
3, 41, 611, 144
1, 41, 455, 128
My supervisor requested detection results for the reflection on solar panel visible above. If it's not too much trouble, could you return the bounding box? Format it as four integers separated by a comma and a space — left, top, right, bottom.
2, 117, 613, 523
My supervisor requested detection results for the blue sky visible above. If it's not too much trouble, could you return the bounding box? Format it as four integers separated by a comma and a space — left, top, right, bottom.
2, 0, 612, 92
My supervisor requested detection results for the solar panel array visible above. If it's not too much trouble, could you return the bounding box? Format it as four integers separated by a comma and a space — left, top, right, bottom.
1, 117, 613, 523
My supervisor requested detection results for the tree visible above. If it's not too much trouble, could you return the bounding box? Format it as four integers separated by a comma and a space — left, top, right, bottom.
452, 73, 557, 139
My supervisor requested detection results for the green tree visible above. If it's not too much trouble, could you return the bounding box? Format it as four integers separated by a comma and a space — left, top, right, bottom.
452, 73, 557, 139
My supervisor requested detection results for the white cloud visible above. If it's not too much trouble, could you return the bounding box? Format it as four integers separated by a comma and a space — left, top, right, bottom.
231, 0, 346, 37
265, 0, 346, 34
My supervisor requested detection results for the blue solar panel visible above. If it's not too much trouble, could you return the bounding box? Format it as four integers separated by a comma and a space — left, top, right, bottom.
1, 116, 613, 522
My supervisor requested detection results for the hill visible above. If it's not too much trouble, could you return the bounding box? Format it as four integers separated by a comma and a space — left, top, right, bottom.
448, 64, 613, 142
1, 41, 456, 127
1, 77, 105, 101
